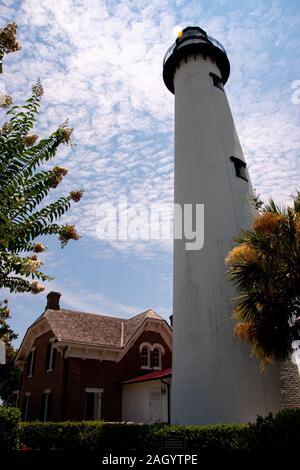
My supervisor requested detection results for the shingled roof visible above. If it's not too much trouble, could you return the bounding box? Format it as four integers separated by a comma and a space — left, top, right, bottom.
43, 308, 164, 348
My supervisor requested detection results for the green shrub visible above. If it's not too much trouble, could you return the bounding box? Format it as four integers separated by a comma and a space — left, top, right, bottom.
21, 421, 97, 450
76, 422, 149, 452
21, 421, 151, 452
0, 406, 21, 450
143, 423, 249, 452
19, 408, 300, 452
245, 408, 300, 450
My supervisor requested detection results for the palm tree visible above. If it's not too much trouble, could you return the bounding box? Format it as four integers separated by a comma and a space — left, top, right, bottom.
226, 193, 300, 368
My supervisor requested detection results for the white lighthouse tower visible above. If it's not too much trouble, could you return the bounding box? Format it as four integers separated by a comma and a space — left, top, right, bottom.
163, 26, 281, 425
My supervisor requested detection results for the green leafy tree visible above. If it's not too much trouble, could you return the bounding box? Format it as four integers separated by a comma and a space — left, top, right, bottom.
0, 22, 83, 294
226, 193, 300, 368
0, 299, 20, 405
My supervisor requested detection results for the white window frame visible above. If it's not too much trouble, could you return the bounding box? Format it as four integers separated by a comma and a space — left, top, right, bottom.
27, 347, 36, 377
43, 388, 51, 422
12, 390, 20, 407
152, 343, 164, 370
85, 388, 103, 420
139, 342, 151, 370
24, 393, 31, 421
152, 348, 162, 370
46, 337, 56, 373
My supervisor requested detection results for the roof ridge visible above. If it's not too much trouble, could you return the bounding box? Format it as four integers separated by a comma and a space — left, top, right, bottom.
46, 308, 124, 321
46, 308, 161, 321
124, 309, 159, 322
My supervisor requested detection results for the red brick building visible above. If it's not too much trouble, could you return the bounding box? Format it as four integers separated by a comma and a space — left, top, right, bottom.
16, 292, 172, 423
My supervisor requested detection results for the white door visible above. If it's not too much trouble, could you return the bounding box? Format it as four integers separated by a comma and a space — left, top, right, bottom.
149, 390, 162, 423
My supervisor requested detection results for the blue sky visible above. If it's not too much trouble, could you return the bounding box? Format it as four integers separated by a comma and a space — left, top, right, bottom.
1, 0, 300, 346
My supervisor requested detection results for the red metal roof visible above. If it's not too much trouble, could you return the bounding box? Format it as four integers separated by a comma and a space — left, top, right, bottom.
123, 368, 172, 385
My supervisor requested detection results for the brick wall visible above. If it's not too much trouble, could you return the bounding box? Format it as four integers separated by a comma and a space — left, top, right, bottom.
280, 355, 300, 409
64, 330, 172, 421
20, 328, 172, 421
65, 357, 120, 421
19, 330, 64, 421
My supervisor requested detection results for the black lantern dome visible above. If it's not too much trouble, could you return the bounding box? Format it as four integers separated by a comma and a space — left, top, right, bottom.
163, 26, 230, 94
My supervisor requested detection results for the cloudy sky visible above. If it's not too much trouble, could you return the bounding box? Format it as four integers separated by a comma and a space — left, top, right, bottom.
1, 0, 299, 346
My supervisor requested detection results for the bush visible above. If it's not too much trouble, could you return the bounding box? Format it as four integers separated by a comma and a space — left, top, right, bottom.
143, 423, 249, 452
21, 421, 97, 450
19, 408, 300, 452
0, 406, 21, 450
20, 421, 149, 452
245, 408, 300, 450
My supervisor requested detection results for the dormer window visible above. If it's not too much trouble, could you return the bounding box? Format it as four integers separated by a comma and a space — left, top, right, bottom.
152, 348, 162, 370
140, 343, 151, 369
152, 344, 164, 370
141, 347, 150, 369
140, 342, 165, 370
27, 348, 36, 377
45, 338, 56, 372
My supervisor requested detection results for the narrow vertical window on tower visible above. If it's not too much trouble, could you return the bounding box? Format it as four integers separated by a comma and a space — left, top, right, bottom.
209, 72, 224, 91
230, 156, 248, 181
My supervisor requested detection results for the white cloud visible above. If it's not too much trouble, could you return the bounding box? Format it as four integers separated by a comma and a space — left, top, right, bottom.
0, 0, 299, 260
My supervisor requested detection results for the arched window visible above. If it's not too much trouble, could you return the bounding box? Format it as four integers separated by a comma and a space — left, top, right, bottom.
140, 346, 150, 369
152, 348, 162, 370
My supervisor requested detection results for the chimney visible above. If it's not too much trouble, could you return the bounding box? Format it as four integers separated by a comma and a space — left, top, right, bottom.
46, 291, 61, 310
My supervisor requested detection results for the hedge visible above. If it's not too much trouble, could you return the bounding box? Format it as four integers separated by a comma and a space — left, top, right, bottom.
19, 409, 300, 452
0, 406, 21, 450
20, 421, 149, 452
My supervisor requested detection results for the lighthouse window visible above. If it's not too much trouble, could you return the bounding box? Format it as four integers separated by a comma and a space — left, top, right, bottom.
209, 72, 224, 91
230, 156, 248, 182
